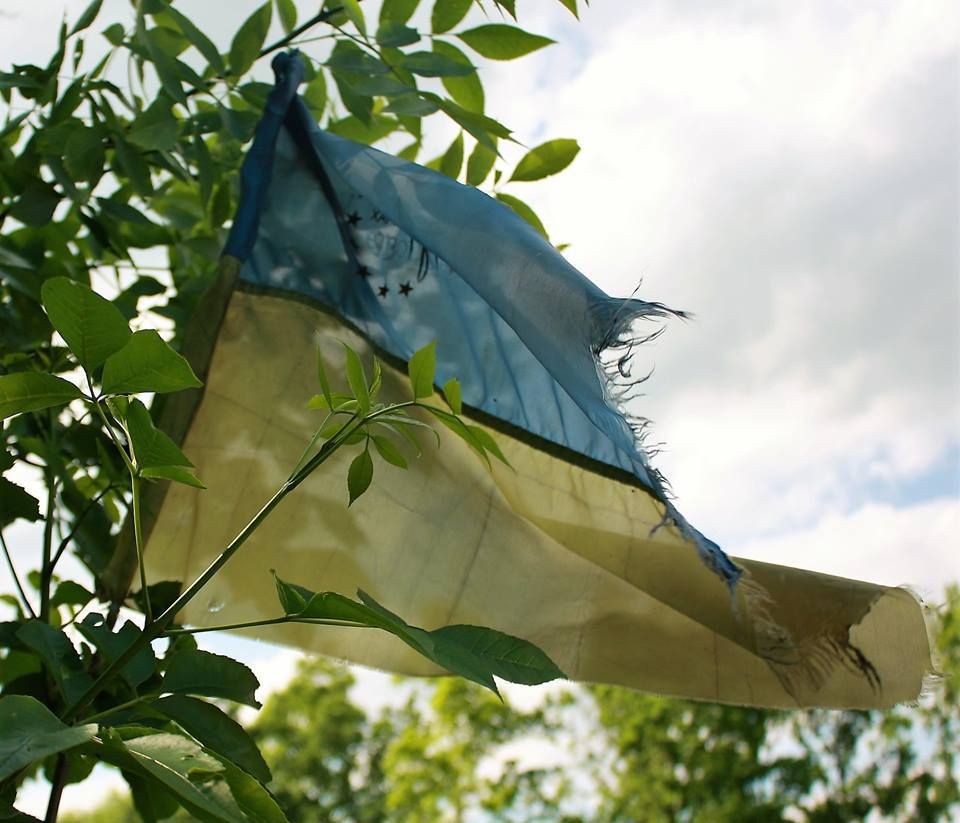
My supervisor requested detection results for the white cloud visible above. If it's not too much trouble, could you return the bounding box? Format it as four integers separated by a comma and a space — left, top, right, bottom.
476, 0, 959, 575
735, 495, 960, 594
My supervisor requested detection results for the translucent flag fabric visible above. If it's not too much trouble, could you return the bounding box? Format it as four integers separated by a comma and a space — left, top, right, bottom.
141, 54, 934, 708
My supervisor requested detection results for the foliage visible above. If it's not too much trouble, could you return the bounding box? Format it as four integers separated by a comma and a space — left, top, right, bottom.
70, 591, 959, 821
0, 0, 580, 818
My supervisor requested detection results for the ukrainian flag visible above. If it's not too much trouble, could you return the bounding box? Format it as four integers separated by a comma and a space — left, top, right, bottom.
138, 53, 932, 708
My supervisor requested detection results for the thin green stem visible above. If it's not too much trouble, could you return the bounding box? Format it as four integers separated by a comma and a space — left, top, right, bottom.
50, 484, 118, 571
77, 695, 154, 726
87, 386, 135, 477
289, 410, 334, 479
131, 474, 151, 623
163, 615, 365, 636
0, 529, 36, 619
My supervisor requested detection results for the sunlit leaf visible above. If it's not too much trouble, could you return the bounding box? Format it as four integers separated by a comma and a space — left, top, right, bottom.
432, 0, 472, 33
495, 192, 547, 238
371, 434, 407, 468
457, 24, 555, 60
439, 131, 464, 179
407, 340, 436, 399
466, 140, 496, 185
442, 378, 462, 414
156, 695, 271, 784
274, 0, 297, 34
510, 138, 580, 182
343, 345, 370, 415
229, 3, 272, 77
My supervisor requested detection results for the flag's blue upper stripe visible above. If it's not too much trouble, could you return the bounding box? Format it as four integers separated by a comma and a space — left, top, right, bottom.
224, 52, 742, 588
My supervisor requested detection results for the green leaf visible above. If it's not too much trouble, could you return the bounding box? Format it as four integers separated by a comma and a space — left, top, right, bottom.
556, 0, 579, 16
347, 448, 374, 506
75, 615, 157, 690
162, 650, 261, 708
466, 424, 509, 466
371, 434, 407, 469
40, 277, 131, 370
125, 770, 182, 823
442, 378, 462, 414
126, 399, 191, 469
16, 621, 94, 705
71, 0, 104, 34
380, 0, 419, 24
407, 340, 436, 399
273, 577, 565, 697
156, 695, 271, 784
466, 140, 496, 185
274, 0, 297, 33
384, 94, 440, 116
97, 733, 244, 823
423, 406, 489, 467
9, 181, 59, 227
64, 125, 106, 182
340, 0, 367, 34
132, 580, 182, 616
495, 192, 547, 238
431, 41, 484, 113
510, 138, 580, 182
49, 581, 94, 609
343, 345, 370, 415
327, 48, 390, 76
432, 0, 472, 33
128, 97, 180, 152
400, 51, 476, 77
457, 24, 555, 60
431, 624, 566, 685
376, 21, 420, 47
139, 26, 187, 104
0, 373, 84, 421
164, 6, 225, 73
314, 347, 335, 411
0, 478, 41, 527
437, 97, 509, 149
101, 330, 202, 395
140, 465, 205, 488
327, 114, 398, 144
0, 696, 96, 782
112, 134, 154, 196
439, 132, 464, 179
102, 22, 125, 46
229, 3, 272, 77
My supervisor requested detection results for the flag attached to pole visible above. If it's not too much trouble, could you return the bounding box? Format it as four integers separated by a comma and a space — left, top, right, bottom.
138, 53, 933, 709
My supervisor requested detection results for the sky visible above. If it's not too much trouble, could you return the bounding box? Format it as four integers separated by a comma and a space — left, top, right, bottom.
2, 0, 959, 816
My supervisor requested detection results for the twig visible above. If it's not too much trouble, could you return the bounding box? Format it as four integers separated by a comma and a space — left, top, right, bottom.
0, 530, 36, 619
259, 6, 345, 59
